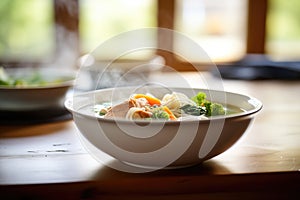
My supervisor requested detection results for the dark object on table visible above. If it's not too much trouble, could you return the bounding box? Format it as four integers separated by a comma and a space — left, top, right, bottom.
0, 107, 72, 125
214, 54, 300, 80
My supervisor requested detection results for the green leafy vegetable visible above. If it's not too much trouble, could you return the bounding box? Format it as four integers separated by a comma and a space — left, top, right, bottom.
192, 92, 225, 116
151, 108, 170, 120
180, 104, 206, 116
0, 67, 12, 85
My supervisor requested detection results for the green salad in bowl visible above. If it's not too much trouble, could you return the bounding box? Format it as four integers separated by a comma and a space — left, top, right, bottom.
0, 67, 73, 88
0, 67, 75, 112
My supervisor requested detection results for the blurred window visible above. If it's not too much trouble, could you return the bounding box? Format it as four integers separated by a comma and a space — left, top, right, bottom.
79, 0, 157, 60
1, 0, 300, 69
174, 0, 248, 63
0, 0, 55, 63
266, 0, 300, 61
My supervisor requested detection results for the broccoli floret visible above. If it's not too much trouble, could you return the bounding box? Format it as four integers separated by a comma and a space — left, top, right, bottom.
205, 102, 225, 116
192, 92, 225, 116
203, 101, 212, 116
151, 109, 169, 120
211, 103, 225, 116
192, 92, 207, 106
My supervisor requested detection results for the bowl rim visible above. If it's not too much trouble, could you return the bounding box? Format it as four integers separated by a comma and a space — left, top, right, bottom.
65, 87, 263, 124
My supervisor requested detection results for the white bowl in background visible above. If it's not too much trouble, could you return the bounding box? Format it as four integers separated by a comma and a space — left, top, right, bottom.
0, 67, 75, 112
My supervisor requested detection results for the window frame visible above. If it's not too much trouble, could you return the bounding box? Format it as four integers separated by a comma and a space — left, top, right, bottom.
156, 0, 268, 71
1, 0, 268, 71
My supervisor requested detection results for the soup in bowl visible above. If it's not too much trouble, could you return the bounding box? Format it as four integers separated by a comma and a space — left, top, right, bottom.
65, 87, 262, 170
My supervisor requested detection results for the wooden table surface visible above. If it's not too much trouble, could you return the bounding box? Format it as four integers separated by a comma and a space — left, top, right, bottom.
0, 72, 299, 199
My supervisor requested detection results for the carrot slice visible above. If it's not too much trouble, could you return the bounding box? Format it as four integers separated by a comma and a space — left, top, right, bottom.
163, 106, 177, 120
134, 94, 161, 106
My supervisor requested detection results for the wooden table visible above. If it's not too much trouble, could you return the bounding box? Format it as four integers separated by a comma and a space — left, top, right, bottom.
1, 72, 299, 199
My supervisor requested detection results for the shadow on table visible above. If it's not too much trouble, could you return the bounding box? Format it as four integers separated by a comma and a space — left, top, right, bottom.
90, 159, 231, 180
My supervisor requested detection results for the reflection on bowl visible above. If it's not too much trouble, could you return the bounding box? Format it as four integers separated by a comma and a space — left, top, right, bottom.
0, 67, 75, 112
65, 87, 262, 170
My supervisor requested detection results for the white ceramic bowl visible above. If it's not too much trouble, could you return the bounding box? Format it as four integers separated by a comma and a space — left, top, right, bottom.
0, 67, 75, 112
65, 87, 262, 170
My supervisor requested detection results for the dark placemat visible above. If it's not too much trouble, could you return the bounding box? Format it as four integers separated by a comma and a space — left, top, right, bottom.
214, 64, 300, 80
213, 54, 300, 80
0, 106, 73, 125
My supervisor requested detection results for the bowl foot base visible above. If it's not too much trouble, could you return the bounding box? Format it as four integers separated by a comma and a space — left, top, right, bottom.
121, 160, 199, 170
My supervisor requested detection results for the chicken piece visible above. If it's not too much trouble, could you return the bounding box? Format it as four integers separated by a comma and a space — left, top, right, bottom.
104, 97, 151, 119
104, 100, 134, 119
126, 107, 152, 120
129, 97, 149, 108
